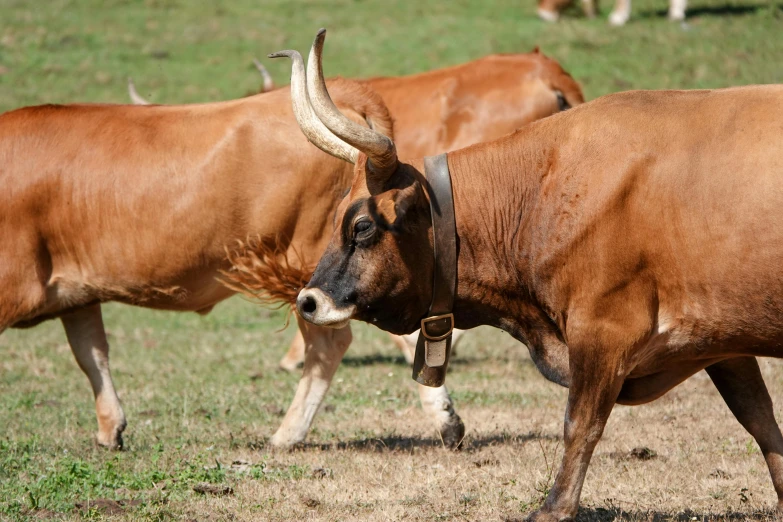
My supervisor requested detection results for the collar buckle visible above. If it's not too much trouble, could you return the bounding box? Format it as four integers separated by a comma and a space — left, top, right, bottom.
420, 313, 454, 342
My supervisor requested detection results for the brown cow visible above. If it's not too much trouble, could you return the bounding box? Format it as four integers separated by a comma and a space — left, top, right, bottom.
129, 51, 583, 372
280, 29, 783, 519
0, 79, 395, 449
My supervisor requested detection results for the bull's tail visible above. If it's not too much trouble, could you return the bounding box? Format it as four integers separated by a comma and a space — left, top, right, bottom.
219, 236, 313, 307
552, 71, 585, 110
549, 68, 585, 110
535, 50, 585, 109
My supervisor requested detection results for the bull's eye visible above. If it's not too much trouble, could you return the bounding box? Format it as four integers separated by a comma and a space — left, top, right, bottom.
353, 218, 375, 241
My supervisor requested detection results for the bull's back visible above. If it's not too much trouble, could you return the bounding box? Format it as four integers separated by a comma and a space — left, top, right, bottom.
531, 85, 783, 346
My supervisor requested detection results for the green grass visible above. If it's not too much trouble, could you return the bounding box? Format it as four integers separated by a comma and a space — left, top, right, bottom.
2, 1, 783, 520
0, 0, 781, 112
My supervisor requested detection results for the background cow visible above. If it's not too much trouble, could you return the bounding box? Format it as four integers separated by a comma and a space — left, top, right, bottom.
537, 0, 687, 25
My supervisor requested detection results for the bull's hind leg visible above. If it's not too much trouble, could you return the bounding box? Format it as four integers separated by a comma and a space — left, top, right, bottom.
706, 357, 783, 510
61, 304, 126, 449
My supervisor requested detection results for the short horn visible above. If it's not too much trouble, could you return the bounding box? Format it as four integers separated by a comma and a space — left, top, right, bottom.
127, 78, 150, 105
252, 58, 275, 92
268, 50, 358, 164
306, 29, 398, 178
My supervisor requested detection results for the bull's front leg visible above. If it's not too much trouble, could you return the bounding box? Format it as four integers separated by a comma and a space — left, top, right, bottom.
270, 314, 352, 448
61, 304, 126, 449
527, 331, 628, 521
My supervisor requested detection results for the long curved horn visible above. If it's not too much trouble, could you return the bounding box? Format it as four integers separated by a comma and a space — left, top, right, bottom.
306, 29, 398, 177
127, 78, 150, 105
252, 58, 275, 92
268, 50, 358, 164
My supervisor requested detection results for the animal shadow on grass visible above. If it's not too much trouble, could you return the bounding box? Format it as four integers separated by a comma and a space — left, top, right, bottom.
504, 507, 779, 522
638, 2, 776, 19
271, 430, 561, 453
339, 353, 488, 367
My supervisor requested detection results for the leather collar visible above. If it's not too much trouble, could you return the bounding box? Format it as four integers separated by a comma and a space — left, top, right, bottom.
412, 153, 457, 388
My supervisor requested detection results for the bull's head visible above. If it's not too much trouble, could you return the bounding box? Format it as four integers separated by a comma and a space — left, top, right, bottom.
271, 29, 435, 335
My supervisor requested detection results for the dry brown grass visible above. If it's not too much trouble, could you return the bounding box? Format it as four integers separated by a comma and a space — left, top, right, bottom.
185, 362, 783, 521
2, 300, 782, 521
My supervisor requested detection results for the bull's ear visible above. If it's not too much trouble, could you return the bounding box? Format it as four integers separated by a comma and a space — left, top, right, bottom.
371, 183, 423, 230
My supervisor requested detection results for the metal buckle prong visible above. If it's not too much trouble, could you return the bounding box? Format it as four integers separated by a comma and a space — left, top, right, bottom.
420, 313, 454, 341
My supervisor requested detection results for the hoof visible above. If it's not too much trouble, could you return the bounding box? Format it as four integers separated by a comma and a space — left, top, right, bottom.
668, 9, 686, 20
608, 10, 630, 25
525, 510, 574, 522
537, 8, 560, 22
440, 414, 465, 449
269, 430, 304, 450
278, 358, 304, 373
97, 425, 125, 450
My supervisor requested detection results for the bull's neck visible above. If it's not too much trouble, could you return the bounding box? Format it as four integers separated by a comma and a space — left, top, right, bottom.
445, 128, 554, 339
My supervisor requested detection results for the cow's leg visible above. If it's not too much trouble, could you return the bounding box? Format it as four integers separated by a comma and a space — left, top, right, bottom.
417, 383, 465, 448
389, 333, 416, 364
388, 330, 465, 448
537, 0, 565, 22
668, 0, 686, 20
528, 326, 628, 521
61, 304, 126, 449
278, 325, 305, 372
608, 0, 631, 25
270, 314, 352, 447
706, 357, 783, 511
582, 0, 597, 18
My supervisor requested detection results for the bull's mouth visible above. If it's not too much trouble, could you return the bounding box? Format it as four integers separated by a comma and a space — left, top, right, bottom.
296, 288, 356, 328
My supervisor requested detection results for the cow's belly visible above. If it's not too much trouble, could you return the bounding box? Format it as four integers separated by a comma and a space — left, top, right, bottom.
12, 265, 237, 327
112, 274, 235, 313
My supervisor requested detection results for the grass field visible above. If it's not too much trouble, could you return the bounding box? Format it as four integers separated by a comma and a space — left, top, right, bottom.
2, 0, 783, 520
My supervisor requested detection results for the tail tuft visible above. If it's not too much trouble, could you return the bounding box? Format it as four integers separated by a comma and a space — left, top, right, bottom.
219, 236, 313, 307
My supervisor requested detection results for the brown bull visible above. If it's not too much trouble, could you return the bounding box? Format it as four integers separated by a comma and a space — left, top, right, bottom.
282, 30, 783, 519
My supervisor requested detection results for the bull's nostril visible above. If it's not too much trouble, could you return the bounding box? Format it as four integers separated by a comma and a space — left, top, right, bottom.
301, 295, 317, 315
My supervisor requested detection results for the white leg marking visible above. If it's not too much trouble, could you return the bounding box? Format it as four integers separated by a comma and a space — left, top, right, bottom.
62, 304, 126, 449
609, 0, 632, 25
